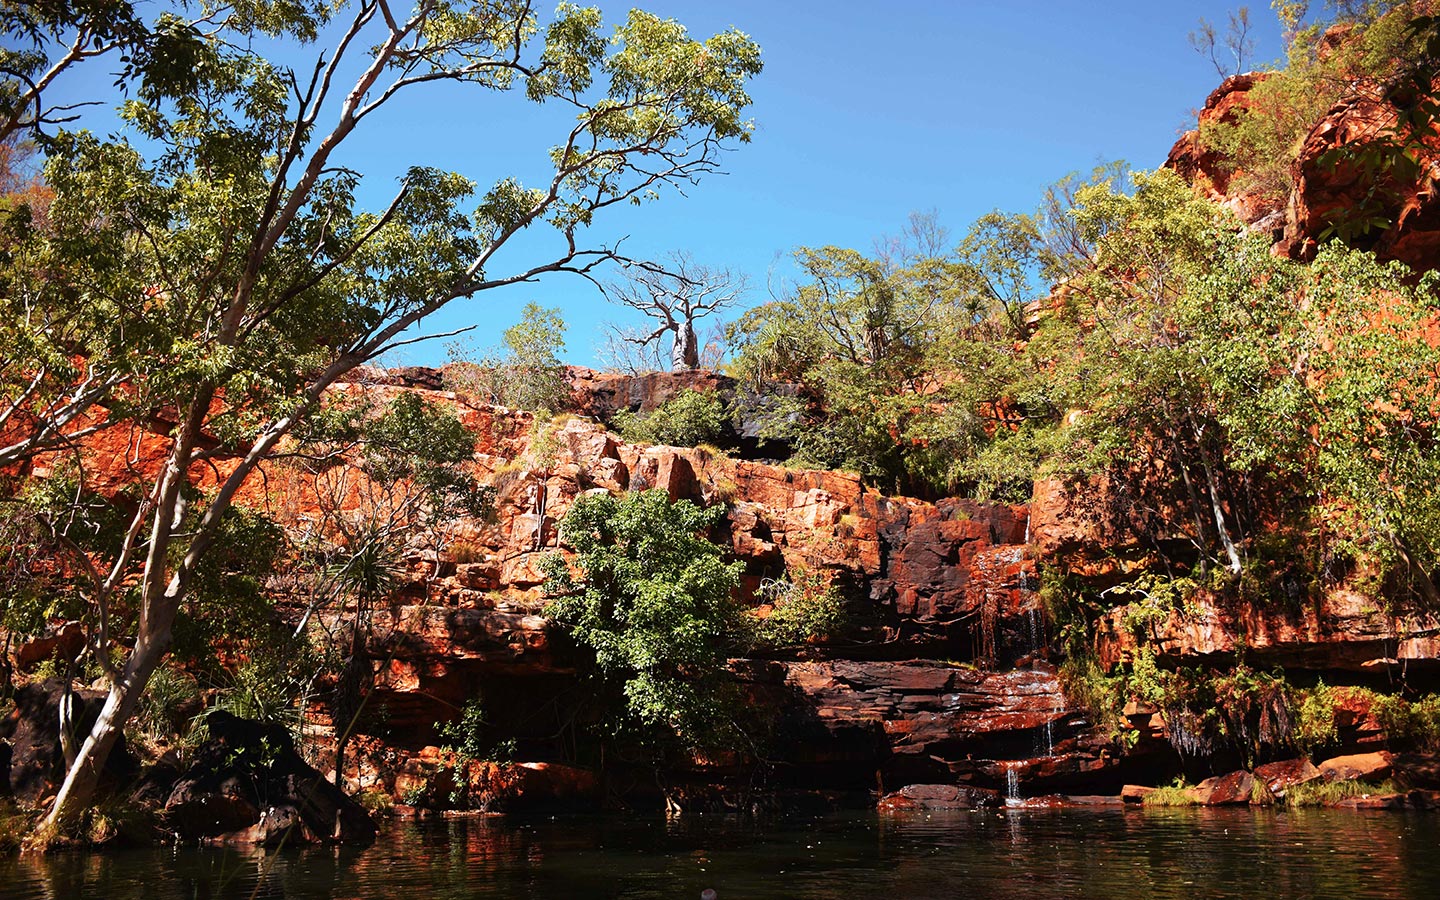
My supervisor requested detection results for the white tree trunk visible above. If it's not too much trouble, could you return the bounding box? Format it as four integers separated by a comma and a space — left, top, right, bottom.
41, 625, 169, 832
672, 320, 698, 370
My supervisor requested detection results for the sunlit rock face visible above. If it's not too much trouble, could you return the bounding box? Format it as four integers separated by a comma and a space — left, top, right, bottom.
1281, 76, 1440, 271
1165, 58, 1440, 273
16, 360, 1440, 808
1165, 72, 1283, 229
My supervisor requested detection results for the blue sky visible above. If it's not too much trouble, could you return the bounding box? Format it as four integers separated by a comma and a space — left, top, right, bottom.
48, 2, 1289, 367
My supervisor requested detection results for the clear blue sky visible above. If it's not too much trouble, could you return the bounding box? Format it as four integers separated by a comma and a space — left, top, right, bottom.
49, 2, 1289, 367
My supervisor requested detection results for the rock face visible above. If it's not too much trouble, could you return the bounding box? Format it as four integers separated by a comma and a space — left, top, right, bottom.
773, 660, 1107, 793
1282, 78, 1440, 271
1166, 63, 1440, 273
1094, 590, 1440, 675
11, 361, 1440, 812
1165, 72, 1284, 229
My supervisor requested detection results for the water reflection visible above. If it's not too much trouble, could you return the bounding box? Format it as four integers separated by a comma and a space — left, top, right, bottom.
1, 808, 1437, 899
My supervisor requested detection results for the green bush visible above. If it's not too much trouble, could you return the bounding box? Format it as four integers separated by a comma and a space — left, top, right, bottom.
445, 302, 570, 414
544, 489, 746, 753
1292, 680, 1340, 755
611, 388, 729, 448
755, 569, 848, 646
1371, 692, 1440, 750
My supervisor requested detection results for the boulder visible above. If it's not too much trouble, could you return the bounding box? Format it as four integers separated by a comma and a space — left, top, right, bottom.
1254, 758, 1322, 797
878, 784, 1002, 810
164, 711, 375, 846
0, 680, 135, 805
1121, 784, 1155, 804
1318, 751, 1395, 783
1188, 771, 1263, 806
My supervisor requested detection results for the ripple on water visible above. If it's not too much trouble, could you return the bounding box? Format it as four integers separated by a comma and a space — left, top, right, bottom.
1, 808, 1438, 899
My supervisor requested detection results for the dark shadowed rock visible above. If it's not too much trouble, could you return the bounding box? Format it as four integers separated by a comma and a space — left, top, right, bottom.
164, 711, 375, 846
0, 680, 135, 804
878, 783, 1002, 810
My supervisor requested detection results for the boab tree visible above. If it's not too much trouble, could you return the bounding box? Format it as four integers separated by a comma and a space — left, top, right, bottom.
606, 252, 747, 370
0, 0, 760, 832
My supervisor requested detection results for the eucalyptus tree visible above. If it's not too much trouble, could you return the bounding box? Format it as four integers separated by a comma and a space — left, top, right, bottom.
0, 0, 761, 832
1046, 168, 1440, 598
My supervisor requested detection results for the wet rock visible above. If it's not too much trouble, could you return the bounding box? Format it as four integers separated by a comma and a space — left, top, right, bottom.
1121, 785, 1155, 804
1318, 751, 1395, 783
1337, 792, 1416, 810
509, 762, 599, 808
1254, 758, 1322, 797
1189, 771, 1262, 806
878, 783, 1002, 810
778, 660, 1113, 791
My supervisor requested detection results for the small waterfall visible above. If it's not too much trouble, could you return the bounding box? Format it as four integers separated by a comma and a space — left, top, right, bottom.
1005, 762, 1020, 801
1044, 698, 1061, 758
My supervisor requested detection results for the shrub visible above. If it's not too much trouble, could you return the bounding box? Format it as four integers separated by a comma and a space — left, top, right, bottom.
133, 664, 201, 747
611, 388, 729, 448
1371, 692, 1440, 750
755, 569, 848, 646
1291, 680, 1340, 755
448, 542, 486, 564
445, 302, 570, 413
544, 489, 746, 753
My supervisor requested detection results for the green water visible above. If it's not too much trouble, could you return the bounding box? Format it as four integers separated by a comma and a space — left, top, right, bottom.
3, 807, 1438, 899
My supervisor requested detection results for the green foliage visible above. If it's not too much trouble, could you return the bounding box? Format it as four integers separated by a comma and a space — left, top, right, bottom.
173, 505, 289, 674
445, 302, 571, 413
1, 0, 761, 823
1143, 778, 1199, 807
755, 569, 848, 646
133, 663, 200, 746
1057, 654, 1130, 744
1197, 2, 1429, 206
543, 489, 747, 753
1371, 692, 1440, 750
1284, 778, 1404, 807
209, 654, 304, 730
1292, 681, 1341, 755
611, 388, 729, 448
437, 697, 516, 764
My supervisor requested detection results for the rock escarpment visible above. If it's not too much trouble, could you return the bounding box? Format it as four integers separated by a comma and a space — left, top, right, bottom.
1165, 51, 1440, 272
8, 360, 1439, 812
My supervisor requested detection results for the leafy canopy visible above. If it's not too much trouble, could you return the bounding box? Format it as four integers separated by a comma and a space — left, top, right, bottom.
543, 489, 747, 752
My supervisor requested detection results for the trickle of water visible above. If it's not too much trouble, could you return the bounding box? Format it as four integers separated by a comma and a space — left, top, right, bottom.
1044, 701, 1059, 758
1026, 608, 1042, 654
1005, 763, 1020, 801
